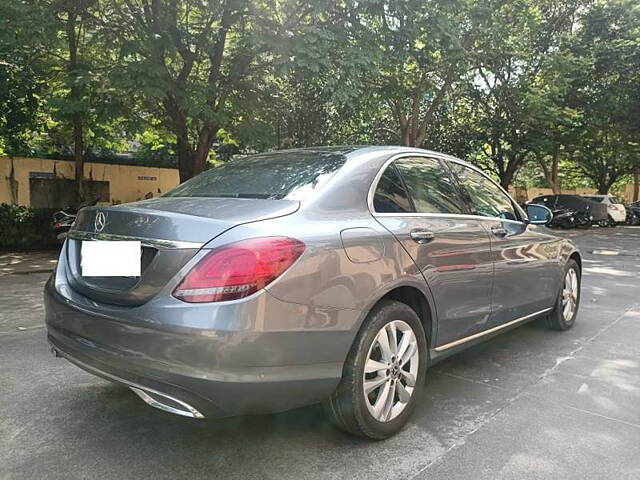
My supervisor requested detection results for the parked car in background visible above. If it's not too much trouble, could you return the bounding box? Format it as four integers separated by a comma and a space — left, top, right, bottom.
626, 201, 640, 226
45, 146, 582, 439
581, 194, 626, 226
528, 194, 606, 229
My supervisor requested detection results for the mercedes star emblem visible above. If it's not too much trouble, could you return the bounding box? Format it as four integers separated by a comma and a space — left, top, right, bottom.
94, 211, 106, 232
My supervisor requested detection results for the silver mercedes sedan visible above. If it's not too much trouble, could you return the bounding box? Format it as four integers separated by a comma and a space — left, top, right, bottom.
45, 146, 581, 439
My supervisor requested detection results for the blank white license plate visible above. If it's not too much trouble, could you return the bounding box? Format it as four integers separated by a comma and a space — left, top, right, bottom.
81, 241, 141, 277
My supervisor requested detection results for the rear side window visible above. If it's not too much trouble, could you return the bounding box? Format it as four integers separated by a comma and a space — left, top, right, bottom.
394, 157, 465, 214
450, 163, 519, 220
164, 151, 346, 201
373, 165, 413, 213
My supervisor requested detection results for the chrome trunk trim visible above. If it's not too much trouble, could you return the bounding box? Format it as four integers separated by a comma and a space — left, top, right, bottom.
434, 308, 552, 352
68, 230, 204, 250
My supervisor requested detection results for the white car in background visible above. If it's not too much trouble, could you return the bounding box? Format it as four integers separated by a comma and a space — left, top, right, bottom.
581, 194, 627, 225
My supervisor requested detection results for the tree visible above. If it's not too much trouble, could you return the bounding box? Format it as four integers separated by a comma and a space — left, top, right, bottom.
463, 0, 583, 188
107, 0, 268, 181
567, 0, 640, 194
0, 1, 49, 156
322, 0, 476, 148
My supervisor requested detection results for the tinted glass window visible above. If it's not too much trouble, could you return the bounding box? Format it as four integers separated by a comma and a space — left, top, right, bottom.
394, 158, 465, 214
582, 196, 604, 203
451, 164, 519, 220
373, 165, 413, 213
164, 151, 346, 200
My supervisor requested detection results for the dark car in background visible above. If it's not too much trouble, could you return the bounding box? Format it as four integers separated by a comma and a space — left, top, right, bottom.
529, 194, 607, 228
626, 201, 640, 225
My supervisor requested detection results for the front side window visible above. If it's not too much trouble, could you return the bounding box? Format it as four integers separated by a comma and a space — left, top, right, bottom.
372, 165, 413, 213
394, 157, 465, 214
450, 164, 519, 221
164, 151, 346, 201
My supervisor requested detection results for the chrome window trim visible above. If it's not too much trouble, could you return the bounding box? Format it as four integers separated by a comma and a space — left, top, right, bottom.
367, 152, 528, 224
68, 230, 204, 250
371, 211, 527, 225
434, 307, 552, 352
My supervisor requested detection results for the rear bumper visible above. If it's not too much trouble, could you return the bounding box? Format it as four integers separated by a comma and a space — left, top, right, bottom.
44, 278, 351, 418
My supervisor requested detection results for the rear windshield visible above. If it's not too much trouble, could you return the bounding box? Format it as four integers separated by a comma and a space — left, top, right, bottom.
164, 151, 346, 200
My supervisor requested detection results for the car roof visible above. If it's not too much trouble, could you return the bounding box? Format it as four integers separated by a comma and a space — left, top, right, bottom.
268, 145, 482, 175
342, 145, 478, 169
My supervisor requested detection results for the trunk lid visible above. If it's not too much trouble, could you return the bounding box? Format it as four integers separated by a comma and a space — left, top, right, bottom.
64, 197, 299, 306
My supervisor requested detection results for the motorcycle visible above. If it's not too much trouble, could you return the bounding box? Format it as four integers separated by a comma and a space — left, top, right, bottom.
52, 197, 99, 243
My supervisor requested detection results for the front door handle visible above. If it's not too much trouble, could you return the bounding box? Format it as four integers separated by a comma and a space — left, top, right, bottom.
410, 229, 435, 244
491, 226, 508, 237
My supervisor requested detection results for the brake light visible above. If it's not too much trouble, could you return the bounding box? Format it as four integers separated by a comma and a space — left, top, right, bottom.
173, 237, 305, 303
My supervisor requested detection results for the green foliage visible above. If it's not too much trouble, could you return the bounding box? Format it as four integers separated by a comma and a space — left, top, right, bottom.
0, 0, 638, 193
0, 204, 58, 251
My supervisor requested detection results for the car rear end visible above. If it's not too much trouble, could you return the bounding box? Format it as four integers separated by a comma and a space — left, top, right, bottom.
607, 196, 627, 223
45, 149, 357, 418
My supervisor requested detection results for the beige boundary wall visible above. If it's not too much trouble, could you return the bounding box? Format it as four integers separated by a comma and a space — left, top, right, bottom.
0, 156, 180, 207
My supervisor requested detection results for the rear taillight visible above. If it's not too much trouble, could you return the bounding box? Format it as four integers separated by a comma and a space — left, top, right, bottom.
173, 237, 305, 303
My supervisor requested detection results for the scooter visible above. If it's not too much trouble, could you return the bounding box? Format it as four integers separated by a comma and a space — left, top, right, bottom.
52, 197, 99, 243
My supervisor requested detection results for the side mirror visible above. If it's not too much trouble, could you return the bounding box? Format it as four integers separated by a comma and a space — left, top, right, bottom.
525, 203, 553, 225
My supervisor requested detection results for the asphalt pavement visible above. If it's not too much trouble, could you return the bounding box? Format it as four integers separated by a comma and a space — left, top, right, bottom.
1, 227, 639, 480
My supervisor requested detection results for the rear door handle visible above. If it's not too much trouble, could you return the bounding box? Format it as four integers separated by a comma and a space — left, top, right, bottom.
491, 226, 508, 237
410, 229, 435, 244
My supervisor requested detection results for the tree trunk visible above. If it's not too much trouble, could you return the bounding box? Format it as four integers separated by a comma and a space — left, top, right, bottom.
539, 152, 561, 194
176, 135, 194, 183
633, 168, 639, 202
499, 155, 521, 190
597, 176, 615, 195
500, 172, 514, 190
73, 120, 84, 201
66, 8, 84, 202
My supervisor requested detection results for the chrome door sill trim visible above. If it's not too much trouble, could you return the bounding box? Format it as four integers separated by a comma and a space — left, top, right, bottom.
434, 308, 552, 352
68, 230, 204, 250
52, 343, 205, 419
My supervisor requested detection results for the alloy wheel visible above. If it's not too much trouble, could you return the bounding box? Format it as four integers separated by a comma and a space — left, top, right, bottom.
362, 320, 419, 422
562, 268, 579, 321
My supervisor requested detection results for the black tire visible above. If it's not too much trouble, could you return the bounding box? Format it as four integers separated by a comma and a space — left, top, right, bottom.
607, 215, 617, 227
322, 300, 428, 439
546, 259, 581, 331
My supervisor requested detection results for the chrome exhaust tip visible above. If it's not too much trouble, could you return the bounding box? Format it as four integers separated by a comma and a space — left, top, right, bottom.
130, 387, 205, 419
